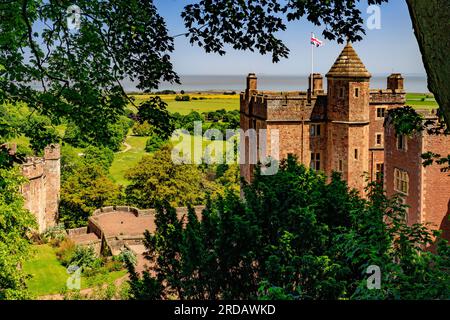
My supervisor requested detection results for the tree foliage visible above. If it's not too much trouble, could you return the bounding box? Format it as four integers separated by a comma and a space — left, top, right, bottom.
137, 97, 174, 140
0, 167, 37, 299
59, 152, 121, 228
0, 0, 178, 143
125, 144, 208, 209
127, 157, 450, 300
181, 0, 388, 62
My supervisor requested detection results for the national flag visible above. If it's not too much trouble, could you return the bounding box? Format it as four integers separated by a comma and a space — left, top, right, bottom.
311, 34, 323, 47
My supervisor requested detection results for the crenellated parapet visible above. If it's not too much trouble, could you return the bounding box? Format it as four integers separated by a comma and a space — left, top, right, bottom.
21, 158, 45, 180
370, 89, 406, 105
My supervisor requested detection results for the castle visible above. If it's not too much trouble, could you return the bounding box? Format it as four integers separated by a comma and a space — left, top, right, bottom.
21, 144, 61, 233
240, 43, 450, 239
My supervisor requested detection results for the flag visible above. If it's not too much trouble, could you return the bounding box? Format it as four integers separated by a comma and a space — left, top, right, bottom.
311, 34, 323, 47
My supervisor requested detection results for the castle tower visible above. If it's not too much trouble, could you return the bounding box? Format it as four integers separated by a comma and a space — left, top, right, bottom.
21, 158, 46, 232
44, 144, 61, 230
326, 43, 371, 194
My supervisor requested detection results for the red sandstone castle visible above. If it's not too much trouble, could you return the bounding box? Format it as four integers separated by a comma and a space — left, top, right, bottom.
240, 43, 450, 239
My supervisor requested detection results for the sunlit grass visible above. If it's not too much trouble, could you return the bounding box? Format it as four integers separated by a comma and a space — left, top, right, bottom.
129, 93, 240, 115
23, 244, 127, 297
406, 93, 438, 110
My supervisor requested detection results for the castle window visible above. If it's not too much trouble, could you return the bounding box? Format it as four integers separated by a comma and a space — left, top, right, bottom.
310, 124, 321, 137
338, 159, 343, 172
376, 163, 384, 182
376, 107, 386, 119
394, 168, 409, 195
397, 134, 407, 151
354, 149, 359, 160
339, 87, 344, 98
310, 153, 321, 171
376, 133, 383, 146
355, 88, 359, 98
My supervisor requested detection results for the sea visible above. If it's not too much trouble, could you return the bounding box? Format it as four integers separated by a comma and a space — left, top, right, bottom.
122, 74, 430, 94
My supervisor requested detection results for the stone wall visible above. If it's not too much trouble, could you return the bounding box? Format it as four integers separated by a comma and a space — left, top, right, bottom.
385, 117, 450, 241
21, 144, 61, 233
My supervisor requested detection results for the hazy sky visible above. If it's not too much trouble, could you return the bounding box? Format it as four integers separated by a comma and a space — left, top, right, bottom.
155, 0, 426, 76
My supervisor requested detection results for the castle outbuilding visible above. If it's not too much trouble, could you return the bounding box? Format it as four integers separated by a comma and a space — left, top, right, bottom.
240, 43, 406, 194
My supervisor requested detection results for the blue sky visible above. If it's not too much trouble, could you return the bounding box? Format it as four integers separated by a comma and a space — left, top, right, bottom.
155, 0, 426, 76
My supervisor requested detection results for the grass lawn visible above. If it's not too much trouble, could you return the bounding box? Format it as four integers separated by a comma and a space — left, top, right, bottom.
109, 132, 238, 186
406, 93, 438, 110
129, 93, 240, 114
23, 244, 127, 297
24, 244, 69, 296
109, 135, 149, 186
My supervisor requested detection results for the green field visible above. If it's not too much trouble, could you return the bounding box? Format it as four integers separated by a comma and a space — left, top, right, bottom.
109, 132, 237, 186
23, 244, 127, 297
128, 92, 438, 114
109, 135, 149, 186
406, 93, 438, 109
130, 93, 240, 115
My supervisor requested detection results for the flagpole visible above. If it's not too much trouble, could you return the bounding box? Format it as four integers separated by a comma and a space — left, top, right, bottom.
311, 32, 314, 97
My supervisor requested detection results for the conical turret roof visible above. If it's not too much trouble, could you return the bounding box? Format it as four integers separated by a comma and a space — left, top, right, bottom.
326, 43, 371, 78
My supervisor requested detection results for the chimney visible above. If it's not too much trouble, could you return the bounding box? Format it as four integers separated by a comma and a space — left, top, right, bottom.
246, 73, 258, 97
309, 73, 324, 97
387, 73, 404, 91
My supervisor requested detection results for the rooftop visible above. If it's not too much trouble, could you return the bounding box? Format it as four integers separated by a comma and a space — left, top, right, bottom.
326, 42, 371, 78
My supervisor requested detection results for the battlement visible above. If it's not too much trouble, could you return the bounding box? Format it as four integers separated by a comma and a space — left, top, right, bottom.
415, 108, 440, 120
44, 143, 61, 160
369, 89, 406, 105
21, 158, 45, 180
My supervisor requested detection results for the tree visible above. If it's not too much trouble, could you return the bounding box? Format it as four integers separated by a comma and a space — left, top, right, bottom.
136, 97, 174, 139
0, 0, 178, 158
181, 0, 450, 128
0, 167, 37, 299
127, 157, 450, 300
125, 144, 208, 209
59, 162, 121, 228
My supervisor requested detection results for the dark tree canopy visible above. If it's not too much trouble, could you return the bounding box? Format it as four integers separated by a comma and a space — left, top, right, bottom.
0, 0, 179, 142
182, 0, 388, 62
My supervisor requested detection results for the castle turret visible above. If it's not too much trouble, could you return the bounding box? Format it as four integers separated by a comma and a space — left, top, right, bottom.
325, 43, 371, 194
44, 144, 61, 230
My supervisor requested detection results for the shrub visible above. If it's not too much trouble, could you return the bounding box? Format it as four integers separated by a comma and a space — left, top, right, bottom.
43, 224, 67, 246
56, 239, 77, 266
132, 121, 154, 136
117, 249, 137, 267
145, 133, 165, 153
70, 246, 99, 270
175, 95, 190, 102
105, 260, 124, 272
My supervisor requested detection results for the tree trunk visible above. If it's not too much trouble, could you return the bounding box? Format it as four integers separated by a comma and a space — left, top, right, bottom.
406, 0, 450, 127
